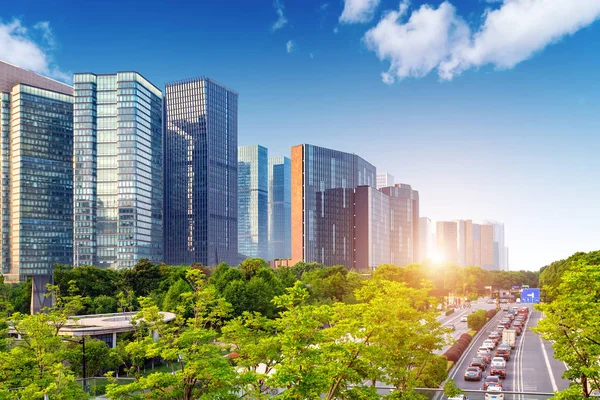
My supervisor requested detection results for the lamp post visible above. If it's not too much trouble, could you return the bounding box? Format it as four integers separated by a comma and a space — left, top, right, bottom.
62, 336, 87, 392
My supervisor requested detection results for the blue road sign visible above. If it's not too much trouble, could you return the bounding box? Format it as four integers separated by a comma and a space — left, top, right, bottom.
521, 288, 540, 304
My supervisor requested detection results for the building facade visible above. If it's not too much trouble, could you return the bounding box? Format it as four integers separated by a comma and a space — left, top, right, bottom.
418, 217, 434, 262
164, 77, 238, 266
436, 221, 459, 265
0, 61, 74, 311
291, 144, 376, 266
73, 72, 163, 269
238, 145, 268, 259
268, 156, 291, 260
376, 172, 394, 190
435, 219, 507, 270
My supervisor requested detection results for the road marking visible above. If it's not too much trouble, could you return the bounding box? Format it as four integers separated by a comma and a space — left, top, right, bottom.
540, 334, 559, 392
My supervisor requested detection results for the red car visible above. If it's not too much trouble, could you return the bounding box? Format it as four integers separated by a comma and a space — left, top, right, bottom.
483, 375, 503, 390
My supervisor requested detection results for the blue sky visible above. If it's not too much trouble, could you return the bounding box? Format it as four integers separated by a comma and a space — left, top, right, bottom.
2, 0, 600, 271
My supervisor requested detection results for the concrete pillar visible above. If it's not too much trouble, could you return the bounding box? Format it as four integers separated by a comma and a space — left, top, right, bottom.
112, 332, 117, 348
31, 274, 53, 314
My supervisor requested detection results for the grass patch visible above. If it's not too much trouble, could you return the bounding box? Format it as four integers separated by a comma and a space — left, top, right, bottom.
446, 361, 454, 371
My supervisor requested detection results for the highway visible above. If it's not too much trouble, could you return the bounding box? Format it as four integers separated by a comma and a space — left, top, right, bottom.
446, 300, 570, 399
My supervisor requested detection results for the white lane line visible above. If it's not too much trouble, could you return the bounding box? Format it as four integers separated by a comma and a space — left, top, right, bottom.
540, 334, 559, 392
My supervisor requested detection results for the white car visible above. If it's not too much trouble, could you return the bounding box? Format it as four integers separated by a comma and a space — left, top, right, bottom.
482, 340, 496, 350
485, 385, 504, 400
460, 315, 468, 322
448, 396, 469, 400
492, 357, 506, 367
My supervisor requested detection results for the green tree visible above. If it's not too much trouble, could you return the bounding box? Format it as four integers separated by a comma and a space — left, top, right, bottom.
467, 309, 487, 331
162, 278, 192, 312
535, 261, 600, 398
66, 338, 115, 378
90, 294, 118, 314
124, 258, 163, 297
0, 311, 87, 399
240, 258, 269, 280
106, 269, 237, 400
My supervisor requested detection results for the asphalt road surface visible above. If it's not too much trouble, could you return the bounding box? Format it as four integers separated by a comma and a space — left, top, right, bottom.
445, 301, 570, 400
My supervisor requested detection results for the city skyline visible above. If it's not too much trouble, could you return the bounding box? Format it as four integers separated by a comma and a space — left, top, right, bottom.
1, 1, 600, 270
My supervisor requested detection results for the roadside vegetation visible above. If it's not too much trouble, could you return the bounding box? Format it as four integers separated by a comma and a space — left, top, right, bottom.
0, 258, 538, 399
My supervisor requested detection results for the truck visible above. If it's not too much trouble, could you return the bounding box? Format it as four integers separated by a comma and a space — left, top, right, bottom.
502, 329, 516, 349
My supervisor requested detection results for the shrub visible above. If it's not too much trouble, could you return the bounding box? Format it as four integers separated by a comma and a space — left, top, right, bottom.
459, 333, 472, 342
467, 309, 488, 331
445, 309, 455, 316
444, 350, 461, 363
487, 309, 497, 319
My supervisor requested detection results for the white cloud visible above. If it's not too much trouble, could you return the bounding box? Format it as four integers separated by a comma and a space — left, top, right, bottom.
333, 27, 339, 34
340, 0, 381, 24
0, 19, 70, 83
364, 0, 600, 84
286, 40, 295, 53
272, 0, 288, 31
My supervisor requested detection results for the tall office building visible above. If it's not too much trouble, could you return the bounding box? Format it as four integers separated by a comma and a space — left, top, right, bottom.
376, 172, 394, 189
164, 77, 238, 266
291, 144, 376, 266
1, 61, 73, 312
456, 219, 474, 267
436, 221, 459, 265
268, 156, 291, 260
380, 184, 419, 265
73, 72, 163, 269
418, 217, 434, 262
355, 183, 419, 270
238, 145, 268, 259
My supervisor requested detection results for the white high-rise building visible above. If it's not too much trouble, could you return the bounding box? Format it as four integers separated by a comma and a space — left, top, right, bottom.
418, 217, 434, 262
376, 172, 394, 189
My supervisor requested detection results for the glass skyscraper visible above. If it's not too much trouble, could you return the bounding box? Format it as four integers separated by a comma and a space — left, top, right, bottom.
73, 72, 163, 269
0, 61, 74, 311
238, 145, 268, 259
164, 77, 238, 266
291, 144, 376, 266
268, 156, 291, 260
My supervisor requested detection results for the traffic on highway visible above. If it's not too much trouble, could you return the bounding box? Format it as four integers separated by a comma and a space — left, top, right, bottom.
442, 299, 570, 400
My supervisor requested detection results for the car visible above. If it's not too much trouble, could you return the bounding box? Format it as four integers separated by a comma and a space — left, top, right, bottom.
449, 324, 456, 331
501, 305, 509, 311
485, 385, 505, 400
500, 299, 509, 303
464, 366, 483, 381
448, 395, 469, 400
470, 357, 488, 370
496, 325, 505, 332
460, 315, 468, 322
477, 351, 492, 363
483, 375, 502, 390
490, 363, 506, 378
492, 357, 506, 365
482, 340, 496, 350
515, 326, 523, 336
495, 345, 511, 361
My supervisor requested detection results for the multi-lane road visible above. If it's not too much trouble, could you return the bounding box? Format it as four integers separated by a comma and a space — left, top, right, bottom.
445, 300, 570, 399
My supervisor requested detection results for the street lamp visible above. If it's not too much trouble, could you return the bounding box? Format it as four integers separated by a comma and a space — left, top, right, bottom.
62, 336, 87, 392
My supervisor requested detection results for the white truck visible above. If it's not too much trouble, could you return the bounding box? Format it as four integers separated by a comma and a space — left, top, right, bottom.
502, 329, 516, 349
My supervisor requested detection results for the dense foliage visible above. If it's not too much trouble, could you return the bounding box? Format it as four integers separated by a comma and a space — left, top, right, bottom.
535, 260, 600, 398
0, 257, 540, 399
538, 250, 600, 297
